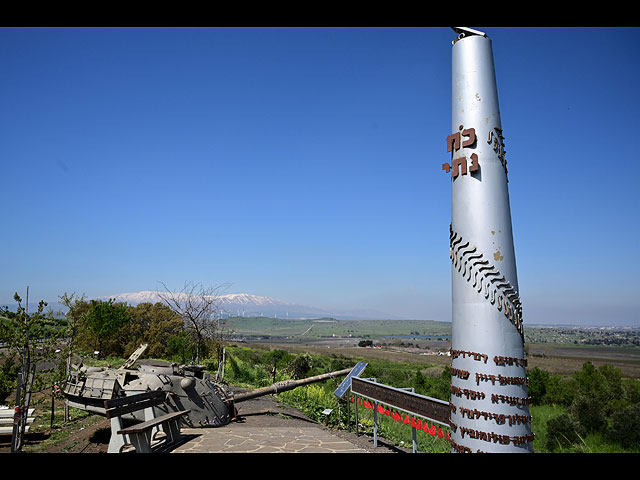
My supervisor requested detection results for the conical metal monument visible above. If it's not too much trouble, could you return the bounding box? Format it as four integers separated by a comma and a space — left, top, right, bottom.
444, 27, 533, 453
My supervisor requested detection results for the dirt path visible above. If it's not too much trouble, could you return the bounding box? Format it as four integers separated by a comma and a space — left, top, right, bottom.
0, 413, 110, 453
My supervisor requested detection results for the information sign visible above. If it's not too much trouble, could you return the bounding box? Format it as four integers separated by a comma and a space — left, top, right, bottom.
351, 377, 450, 426
333, 362, 368, 398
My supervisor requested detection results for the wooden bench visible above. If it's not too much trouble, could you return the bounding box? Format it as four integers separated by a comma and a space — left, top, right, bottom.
104, 390, 190, 453
0, 408, 34, 435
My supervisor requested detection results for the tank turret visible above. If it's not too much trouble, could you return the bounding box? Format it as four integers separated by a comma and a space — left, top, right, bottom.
62, 345, 353, 427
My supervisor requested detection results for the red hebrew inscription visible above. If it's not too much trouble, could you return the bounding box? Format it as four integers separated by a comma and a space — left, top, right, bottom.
462, 128, 476, 148
469, 153, 478, 172
446, 132, 461, 152
443, 125, 477, 179
452, 157, 467, 177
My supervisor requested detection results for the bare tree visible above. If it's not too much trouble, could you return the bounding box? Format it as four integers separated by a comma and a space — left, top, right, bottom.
157, 281, 230, 365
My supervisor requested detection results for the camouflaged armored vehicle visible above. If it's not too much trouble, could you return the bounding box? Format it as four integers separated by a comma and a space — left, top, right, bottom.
62, 344, 351, 427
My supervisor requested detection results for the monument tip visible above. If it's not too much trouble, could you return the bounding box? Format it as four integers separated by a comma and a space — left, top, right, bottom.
450, 27, 488, 44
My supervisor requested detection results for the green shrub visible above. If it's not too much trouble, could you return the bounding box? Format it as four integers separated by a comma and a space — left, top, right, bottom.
543, 374, 575, 406
622, 378, 640, 405
0, 353, 20, 404
545, 413, 583, 451
288, 353, 312, 379
425, 366, 451, 401
570, 393, 607, 433
527, 367, 550, 405
225, 355, 269, 387
280, 383, 336, 423
605, 404, 640, 448
166, 331, 197, 364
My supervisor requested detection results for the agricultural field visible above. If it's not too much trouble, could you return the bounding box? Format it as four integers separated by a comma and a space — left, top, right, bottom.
221, 317, 640, 452
221, 342, 640, 453
223, 317, 640, 379
223, 317, 452, 341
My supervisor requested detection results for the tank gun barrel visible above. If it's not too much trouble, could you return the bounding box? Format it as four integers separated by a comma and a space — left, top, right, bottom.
233, 368, 352, 403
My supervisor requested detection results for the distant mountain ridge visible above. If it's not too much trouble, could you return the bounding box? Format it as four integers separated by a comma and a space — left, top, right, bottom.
2, 291, 400, 320
104, 291, 402, 320
107, 291, 285, 308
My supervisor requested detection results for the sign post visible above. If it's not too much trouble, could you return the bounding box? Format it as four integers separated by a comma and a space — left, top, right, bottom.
351, 377, 450, 426
351, 377, 450, 452
334, 362, 368, 433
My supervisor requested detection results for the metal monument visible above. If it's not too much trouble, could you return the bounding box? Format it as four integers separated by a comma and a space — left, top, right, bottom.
444, 27, 533, 453
62, 344, 352, 428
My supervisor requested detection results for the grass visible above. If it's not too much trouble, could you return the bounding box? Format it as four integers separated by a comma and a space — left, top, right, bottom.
529, 404, 564, 452
528, 404, 640, 453
13, 344, 639, 454
223, 345, 640, 453
22, 404, 103, 453
349, 403, 452, 453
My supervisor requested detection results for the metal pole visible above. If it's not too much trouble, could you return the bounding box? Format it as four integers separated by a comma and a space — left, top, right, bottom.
19, 363, 35, 446
51, 386, 55, 428
445, 28, 533, 453
355, 396, 359, 436
11, 373, 23, 453
233, 368, 352, 403
373, 401, 378, 448
412, 425, 417, 453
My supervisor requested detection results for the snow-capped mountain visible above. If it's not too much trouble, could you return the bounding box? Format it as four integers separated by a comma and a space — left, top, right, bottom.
2, 290, 401, 320
103, 291, 400, 320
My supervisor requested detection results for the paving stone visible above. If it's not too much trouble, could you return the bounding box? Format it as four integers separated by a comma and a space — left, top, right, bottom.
169, 390, 401, 454
172, 426, 371, 453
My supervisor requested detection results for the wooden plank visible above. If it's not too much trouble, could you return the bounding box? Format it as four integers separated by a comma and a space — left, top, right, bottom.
117, 410, 190, 435
0, 409, 34, 418
352, 377, 450, 426
0, 417, 34, 425
105, 398, 165, 419
104, 391, 166, 419
0, 426, 30, 434
105, 390, 164, 409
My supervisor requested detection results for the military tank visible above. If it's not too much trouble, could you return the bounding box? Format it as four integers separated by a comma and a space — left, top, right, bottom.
62, 344, 353, 427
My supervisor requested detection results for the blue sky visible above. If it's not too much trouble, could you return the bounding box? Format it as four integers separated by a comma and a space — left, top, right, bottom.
1, 26, 638, 326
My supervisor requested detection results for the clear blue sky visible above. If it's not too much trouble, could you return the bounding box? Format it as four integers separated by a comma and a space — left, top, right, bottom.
1, 26, 638, 326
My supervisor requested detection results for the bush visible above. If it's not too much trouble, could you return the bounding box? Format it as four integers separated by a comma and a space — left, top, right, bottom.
527, 367, 550, 405
166, 331, 198, 364
263, 350, 291, 382
545, 413, 583, 451
225, 354, 270, 387
280, 383, 335, 423
567, 362, 629, 433
623, 378, 640, 403
288, 353, 312, 379
425, 366, 451, 402
543, 374, 575, 406
540, 362, 640, 451
605, 404, 640, 448
570, 393, 607, 434
0, 354, 20, 404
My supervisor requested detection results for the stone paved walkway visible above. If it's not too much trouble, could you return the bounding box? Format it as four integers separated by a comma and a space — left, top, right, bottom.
173, 425, 370, 453
169, 391, 400, 454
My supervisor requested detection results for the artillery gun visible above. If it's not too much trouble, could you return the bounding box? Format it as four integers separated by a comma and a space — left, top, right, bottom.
62, 344, 352, 427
